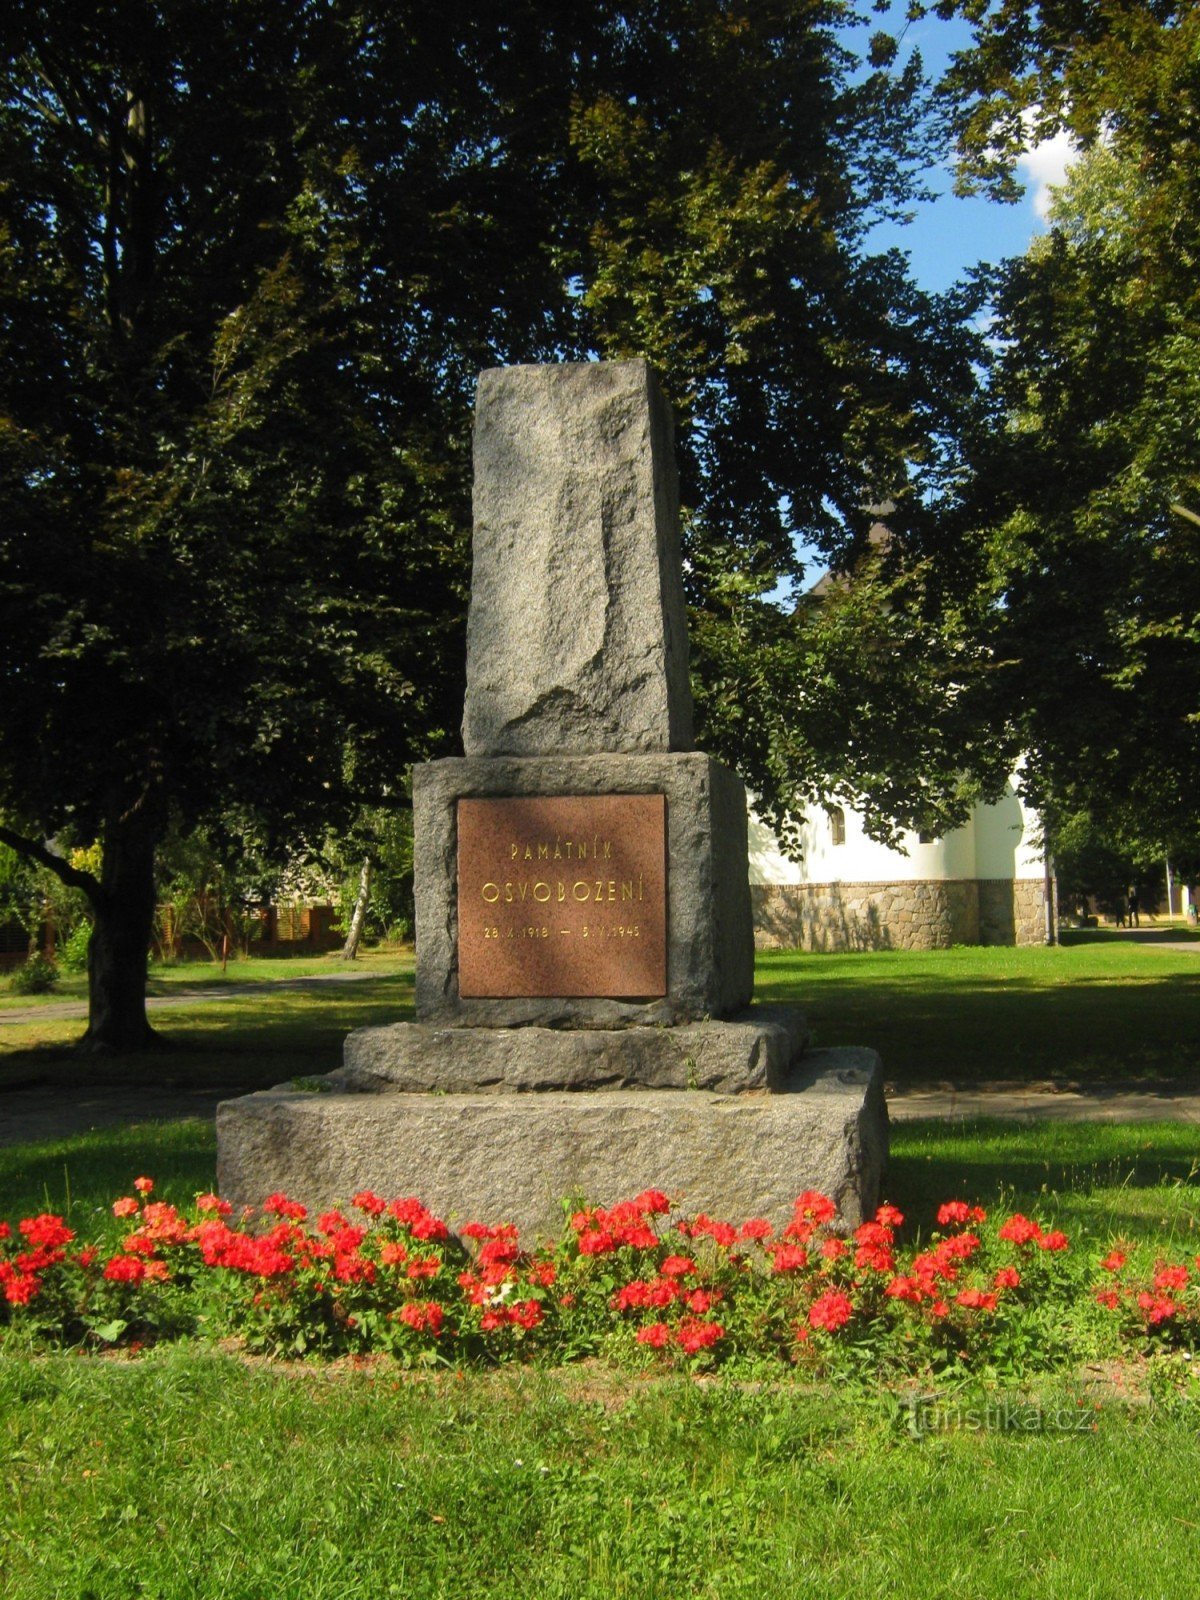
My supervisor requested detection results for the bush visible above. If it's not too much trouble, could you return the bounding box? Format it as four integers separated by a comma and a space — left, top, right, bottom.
7, 954, 59, 994
58, 920, 92, 975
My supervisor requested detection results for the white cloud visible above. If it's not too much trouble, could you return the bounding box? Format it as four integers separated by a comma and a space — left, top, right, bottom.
1016, 113, 1079, 222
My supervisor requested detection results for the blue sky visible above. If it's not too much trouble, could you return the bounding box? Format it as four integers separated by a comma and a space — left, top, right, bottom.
848, 9, 1075, 292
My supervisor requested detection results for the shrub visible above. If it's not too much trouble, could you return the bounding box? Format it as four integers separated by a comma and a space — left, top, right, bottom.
58, 920, 92, 975
7, 954, 59, 994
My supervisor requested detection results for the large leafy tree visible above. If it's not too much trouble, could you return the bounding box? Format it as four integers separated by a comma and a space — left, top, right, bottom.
914, 1, 1200, 858
2, 0, 969, 1048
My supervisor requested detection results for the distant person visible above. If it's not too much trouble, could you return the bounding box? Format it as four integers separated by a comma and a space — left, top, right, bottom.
1127, 887, 1140, 928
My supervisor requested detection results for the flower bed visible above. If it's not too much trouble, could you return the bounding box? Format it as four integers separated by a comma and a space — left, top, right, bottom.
1, 1180, 1197, 1377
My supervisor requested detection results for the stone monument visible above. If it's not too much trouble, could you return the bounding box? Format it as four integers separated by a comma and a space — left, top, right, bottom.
217, 361, 887, 1234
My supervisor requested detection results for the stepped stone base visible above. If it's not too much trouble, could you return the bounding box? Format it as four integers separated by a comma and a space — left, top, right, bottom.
340, 1004, 810, 1096
215, 1047, 887, 1239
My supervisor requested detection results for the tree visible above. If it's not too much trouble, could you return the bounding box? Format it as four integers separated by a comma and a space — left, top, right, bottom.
875, 3, 1200, 861
1, 1, 970, 1046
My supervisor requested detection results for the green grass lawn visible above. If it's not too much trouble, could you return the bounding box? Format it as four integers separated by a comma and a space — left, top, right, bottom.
0, 947, 412, 1010
0, 1350, 1195, 1599
757, 936, 1200, 1085
0, 950, 415, 1093
4, 937, 1198, 1093
2, 945, 1199, 1596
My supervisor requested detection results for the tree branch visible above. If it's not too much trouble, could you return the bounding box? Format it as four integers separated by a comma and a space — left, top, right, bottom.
0, 825, 102, 902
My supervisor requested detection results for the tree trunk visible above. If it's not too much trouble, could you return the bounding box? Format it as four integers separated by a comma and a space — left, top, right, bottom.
340, 858, 372, 961
79, 813, 161, 1054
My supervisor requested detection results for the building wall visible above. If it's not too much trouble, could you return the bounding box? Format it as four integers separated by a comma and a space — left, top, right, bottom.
748, 780, 1049, 951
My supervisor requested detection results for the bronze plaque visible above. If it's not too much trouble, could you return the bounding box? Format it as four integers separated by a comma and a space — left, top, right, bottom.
457, 794, 667, 998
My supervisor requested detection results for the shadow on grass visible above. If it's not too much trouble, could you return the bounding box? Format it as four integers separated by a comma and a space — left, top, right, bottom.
0, 978, 416, 1094
755, 950, 1200, 1085
889, 1118, 1200, 1243
0, 1119, 217, 1222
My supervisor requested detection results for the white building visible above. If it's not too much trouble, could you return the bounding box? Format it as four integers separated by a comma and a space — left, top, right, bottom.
748, 781, 1052, 950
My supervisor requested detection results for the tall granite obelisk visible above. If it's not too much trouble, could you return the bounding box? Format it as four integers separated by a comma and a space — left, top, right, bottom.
217, 362, 886, 1232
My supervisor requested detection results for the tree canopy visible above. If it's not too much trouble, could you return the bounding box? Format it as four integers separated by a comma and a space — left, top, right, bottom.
1, 0, 973, 1043
909, 1, 1200, 859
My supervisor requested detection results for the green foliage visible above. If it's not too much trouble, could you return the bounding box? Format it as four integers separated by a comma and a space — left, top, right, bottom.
904, 3, 1200, 851
57, 920, 93, 976
1052, 809, 1166, 921
7, 955, 58, 995
0, 0, 989, 1043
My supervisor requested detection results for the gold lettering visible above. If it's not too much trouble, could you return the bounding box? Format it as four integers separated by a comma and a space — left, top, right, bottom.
603, 840, 612, 859
554, 840, 562, 861
594, 879, 604, 900
533, 881, 551, 903
518, 882, 529, 902
638, 874, 644, 900
565, 841, 574, 860
572, 880, 589, 902
481, 882, 500, 904
523, 844, 533, 861
577, 840, 587, 861
538, 843, 549, 860
607, 880, 616, 901
504, 883, 514, 903
510, 843, 519, 860
557, 881, 566, 902
621, 881, 633, 901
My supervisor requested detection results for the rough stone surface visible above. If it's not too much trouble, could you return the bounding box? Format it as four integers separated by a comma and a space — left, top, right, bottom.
751, 878, 1050, 952
340, 1004, 809, 1096
414, 753, 754, 1026
463, 361, 694, 757
215, 1046, 887, 1239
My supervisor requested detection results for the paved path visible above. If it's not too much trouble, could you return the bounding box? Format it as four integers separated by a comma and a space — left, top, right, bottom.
888, 1082, 1200, 1124
3, 1079, 1200, 1150
0, 968, 384, 1027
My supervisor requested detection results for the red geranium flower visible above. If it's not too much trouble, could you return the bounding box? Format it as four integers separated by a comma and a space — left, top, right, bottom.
955, 1287, 998, 1312
660, 1255, 695, 1279
1100, 1250, 1127, 1273
884, 1275, 923, 1304
636, 1321, 671, 1348
993, 1267, 1021, 1291
998, 1214, 1044, 1247
19, 1215, 75, 1249
398, 1300, 445, 1336
103, 1254, 146, 1284
1137, 1291, 1178, 1325
808, 1289, 853, 1331
769, 1243, 809, 1274
133, 1177, 154, 1195
1153, 1264, 1189, 1293
794, 1191, 838, 1225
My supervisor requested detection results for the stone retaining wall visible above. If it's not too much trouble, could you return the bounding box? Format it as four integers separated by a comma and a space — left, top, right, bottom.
751, 878, 1049, 952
